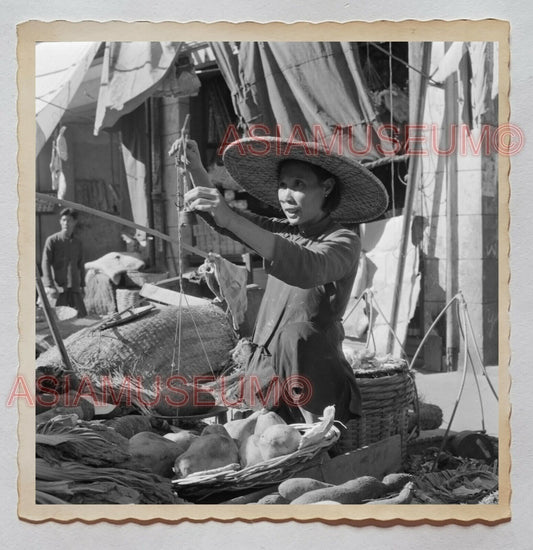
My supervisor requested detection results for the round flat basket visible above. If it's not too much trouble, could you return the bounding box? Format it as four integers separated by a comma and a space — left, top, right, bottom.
335, 360, 416, 459
172, 422, 340, 501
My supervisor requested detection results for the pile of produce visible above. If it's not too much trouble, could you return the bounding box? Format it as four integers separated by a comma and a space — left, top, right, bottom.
345, 348, 408, 373
404, 434, 499, 504
34, 389, 339, 504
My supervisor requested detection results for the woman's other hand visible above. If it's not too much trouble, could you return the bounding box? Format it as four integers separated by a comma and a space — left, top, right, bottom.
184, 186, 234, 228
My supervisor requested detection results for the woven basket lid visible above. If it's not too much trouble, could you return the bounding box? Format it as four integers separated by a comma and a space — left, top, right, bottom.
222, 137, 389, 223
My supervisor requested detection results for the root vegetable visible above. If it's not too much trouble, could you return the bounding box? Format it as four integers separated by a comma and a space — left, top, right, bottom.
365, 482, 414, 504
291, 476, 387, 505
254, 411, 286, 437
105, 415, 162, 439
278, 478, 333, 501
163, 431, 197, 448
128, 432, 190, 478
224, 411, 261, 441
241, 434, 264, 467
256, 493, 289, 504
174, 433, 240, 478
381, 473, 414, 493
201, 424, 231, 437
258, 424, 302, 460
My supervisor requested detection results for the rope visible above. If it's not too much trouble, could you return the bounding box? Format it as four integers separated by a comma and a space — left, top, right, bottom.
368, 42, 442, 87
457, 299, 486, 433
361, 153, 410, 170
408, 292, 462, 370
431, 299, 470, 472
389, 42, 396, 217
169, 118, 217, 389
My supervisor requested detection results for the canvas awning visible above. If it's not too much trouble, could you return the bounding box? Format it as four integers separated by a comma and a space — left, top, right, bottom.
93, 41, 184, 135
35, 42, 101, 155
211, 42, 388, 160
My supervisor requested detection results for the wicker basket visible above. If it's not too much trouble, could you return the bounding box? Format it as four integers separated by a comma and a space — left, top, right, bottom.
36, 302, 236, 391
115, 288, 142, 311
335, 361, 416, 460
172, 421, 340, 501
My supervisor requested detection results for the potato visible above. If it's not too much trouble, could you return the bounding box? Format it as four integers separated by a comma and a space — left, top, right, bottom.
201, 424, 231, 437
256, 493, 289, 504
254, 411, 286, 437
174, 433, 240, 478
291, 476, 387, 505
163, 430, 197, 449
241, 434, 264, 467
128, 432, 190, 478
224, 411, 261, 442
381, 473, 414, 493
258, 424, 302, 460
278, 478, 333, 501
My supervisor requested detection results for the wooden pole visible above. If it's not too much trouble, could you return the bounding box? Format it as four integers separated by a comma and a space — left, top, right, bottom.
35, 266, 73, 370
387, 42, 432, 354
444, 46, 459, 371
35, 192, 209, 259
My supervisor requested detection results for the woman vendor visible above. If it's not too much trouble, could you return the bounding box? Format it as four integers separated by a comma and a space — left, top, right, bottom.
180, 137, 388, 424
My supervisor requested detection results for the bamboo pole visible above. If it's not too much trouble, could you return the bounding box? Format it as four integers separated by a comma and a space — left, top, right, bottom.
35, 192, 209, 259
387, 42, 432, 354
35, 266, 72, 370
444, 47, 459, 371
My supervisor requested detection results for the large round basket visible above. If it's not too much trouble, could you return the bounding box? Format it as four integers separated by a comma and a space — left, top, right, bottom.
335, 360, 416, 460
172, 422, 340, 501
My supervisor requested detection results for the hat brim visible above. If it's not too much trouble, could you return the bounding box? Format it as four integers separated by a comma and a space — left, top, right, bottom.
222, 137, 389, 223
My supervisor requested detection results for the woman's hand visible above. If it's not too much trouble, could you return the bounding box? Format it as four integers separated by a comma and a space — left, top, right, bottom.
184, 186, 234, 228
168, 137, 203, 172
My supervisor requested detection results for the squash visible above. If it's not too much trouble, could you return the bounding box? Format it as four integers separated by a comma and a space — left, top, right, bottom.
163, 430, 197, 449
278, 478, 333, 501
256, 493, 289, 504
201, 424, 231, 437
128, 431, 190, 478
254, 411, 286, 437
257, 424, 302, 460
381, 473, 414, 493
291, 476, 387, 504
224, 410, 261, 442
241, 434, 264, 467
105, 415, 159, 439
174, 433, 240, 478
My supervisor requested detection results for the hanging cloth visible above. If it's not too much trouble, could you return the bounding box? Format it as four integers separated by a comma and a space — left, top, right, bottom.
198, 253, 248, 331
94, 41, 183, 135
211, 41, 387, 160
49, 126, 69, 199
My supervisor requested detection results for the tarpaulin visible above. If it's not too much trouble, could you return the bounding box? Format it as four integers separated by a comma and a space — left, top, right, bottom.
36, 42, 100, 155
94, 42, 183, 135
211, 42, 387, 159
119, 105, 149, 233
429, 42, 498, 127
343, 216, 420, 356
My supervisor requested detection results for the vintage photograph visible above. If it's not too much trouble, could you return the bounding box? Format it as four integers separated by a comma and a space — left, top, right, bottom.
19, 21, 510, 523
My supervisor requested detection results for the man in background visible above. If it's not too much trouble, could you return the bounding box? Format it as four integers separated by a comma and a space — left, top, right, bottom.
41, 208, 87, 317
